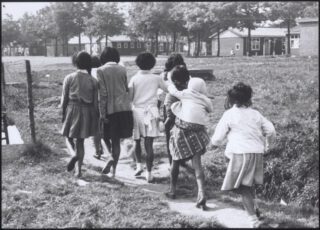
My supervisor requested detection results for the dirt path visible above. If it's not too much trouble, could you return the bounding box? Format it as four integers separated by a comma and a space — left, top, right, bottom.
61, 138, 253, 228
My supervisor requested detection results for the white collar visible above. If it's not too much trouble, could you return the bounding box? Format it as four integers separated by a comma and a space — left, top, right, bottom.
106, 62, 118, 65
138, 70, 151, 74
77, 69, 88, 73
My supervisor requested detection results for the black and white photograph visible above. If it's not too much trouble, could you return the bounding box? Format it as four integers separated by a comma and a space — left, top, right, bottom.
1, 1, 319, 228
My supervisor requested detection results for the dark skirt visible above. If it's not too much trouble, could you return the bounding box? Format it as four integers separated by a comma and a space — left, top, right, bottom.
169, 118, 210, 161
61, 102, 98, 139
104, 111, 133, 139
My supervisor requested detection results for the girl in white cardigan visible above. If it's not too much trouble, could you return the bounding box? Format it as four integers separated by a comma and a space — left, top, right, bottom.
165, 66, 213, 210
211, 82, 276, 228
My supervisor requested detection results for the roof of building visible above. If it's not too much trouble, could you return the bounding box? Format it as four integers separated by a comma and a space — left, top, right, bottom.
210, 27, 287, 38
297, 17, 319, 23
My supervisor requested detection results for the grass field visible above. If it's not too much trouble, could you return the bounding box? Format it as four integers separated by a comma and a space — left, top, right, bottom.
2, 55, 319, 228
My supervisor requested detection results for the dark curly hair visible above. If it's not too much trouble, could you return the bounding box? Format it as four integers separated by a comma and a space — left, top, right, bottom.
75, 51, 92, 75
135, 52, 156, 70
100, 47, 120, 65
91, 55, 101, 68
224, 82, 253, 109
171, 65, 190, 90
164, 53, 186, 72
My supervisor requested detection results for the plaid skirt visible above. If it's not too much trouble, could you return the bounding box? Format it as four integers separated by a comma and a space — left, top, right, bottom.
221, 153, 263, 191
169, 118, 210, 161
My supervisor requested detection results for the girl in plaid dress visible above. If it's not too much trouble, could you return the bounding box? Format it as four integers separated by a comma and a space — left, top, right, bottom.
166, 66, 213, 210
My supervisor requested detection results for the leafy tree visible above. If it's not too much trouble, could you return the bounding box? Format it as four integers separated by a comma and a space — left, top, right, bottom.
36, 6, 59, 56
167, 2, 186, 52
266, 2, 305, 56
302, 2, 319, 17
71, 2, 95, 50
86, 3, 126, 48
18, 13, 39, 53
128, 2, 169, 57
234, 2, 266, 56
1, 14, 21, 49
207, 2, 238, 56
52, 2, 79, 56
182, 2, 212, 57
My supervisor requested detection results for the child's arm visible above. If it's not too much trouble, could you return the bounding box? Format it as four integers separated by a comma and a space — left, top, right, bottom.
96, 69, 108, 122
211, 112, 230, 147
260, 115, 276, 152
158, 75, 169, 93
167, 84, 185, 99
92, 79, 99, 116
128, 76, 134, 102
60, 75, 70, 123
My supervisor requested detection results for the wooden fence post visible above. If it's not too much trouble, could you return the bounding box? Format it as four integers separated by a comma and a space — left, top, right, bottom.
25, 60, 36, 143
1, 62, 9, 144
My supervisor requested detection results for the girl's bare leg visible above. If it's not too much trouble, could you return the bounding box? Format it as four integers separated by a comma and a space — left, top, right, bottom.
238, 185, 255, 216
75, 138, 85, 177
144, 137, 154, 172
191, 153, 206, 203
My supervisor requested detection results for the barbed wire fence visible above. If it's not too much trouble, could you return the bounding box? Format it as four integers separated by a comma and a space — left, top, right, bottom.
2, 60, 36, 144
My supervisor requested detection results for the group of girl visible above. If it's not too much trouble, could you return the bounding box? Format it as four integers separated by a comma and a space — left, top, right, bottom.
60, 49, 276, 228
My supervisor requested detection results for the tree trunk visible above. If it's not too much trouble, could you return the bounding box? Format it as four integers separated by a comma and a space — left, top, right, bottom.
66, 37, 69, 56
217, 28, 220, 57
187, 34, 191, 57
105, 34, 108, 47
89, 35, 92, 55
287, 21, 291, 56
172, 31, 177, 52
248, 27, 251, 56
78, 33, 81, 51
155, 31, 158, 57
55, 37, 58, 57
196, 31, 201, 57
44, 38, 47, 57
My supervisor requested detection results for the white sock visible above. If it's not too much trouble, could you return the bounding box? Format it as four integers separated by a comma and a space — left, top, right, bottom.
136, 163, 142, 171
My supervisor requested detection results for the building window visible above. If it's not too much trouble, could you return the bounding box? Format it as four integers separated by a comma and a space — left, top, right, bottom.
251, 38, 260, 50
137, 42, 141, 48
290, 34, 299, 49
117, 42, 121, 48
124, 42, 128, 48
159, 42, 164, 52
235, 43, 240, 50
130, 42, 135, 48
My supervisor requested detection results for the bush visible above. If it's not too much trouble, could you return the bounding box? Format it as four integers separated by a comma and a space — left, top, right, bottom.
21, 141, 52, 162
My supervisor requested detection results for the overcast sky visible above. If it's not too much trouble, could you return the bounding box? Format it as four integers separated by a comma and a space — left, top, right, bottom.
1, 2, 130, 20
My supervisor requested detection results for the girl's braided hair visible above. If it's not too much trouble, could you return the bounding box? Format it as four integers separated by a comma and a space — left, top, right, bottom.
224, 82, 253, 110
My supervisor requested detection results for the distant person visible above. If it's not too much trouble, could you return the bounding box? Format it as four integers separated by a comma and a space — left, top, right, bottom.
165, 67, 212, 211
97, 47, 133, 178
211, 82, 276, 228
128, 52, 168, 183
61, 51, 99, 178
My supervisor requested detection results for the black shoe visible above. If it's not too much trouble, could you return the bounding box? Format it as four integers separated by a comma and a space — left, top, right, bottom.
102, 159, 114, 174
164, 192, 176, 199
93, 153, 101, 160
256, 208, 265, 220
67, 156, 78, 172
196, 194, 208, 211
134, 169, 143, 177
